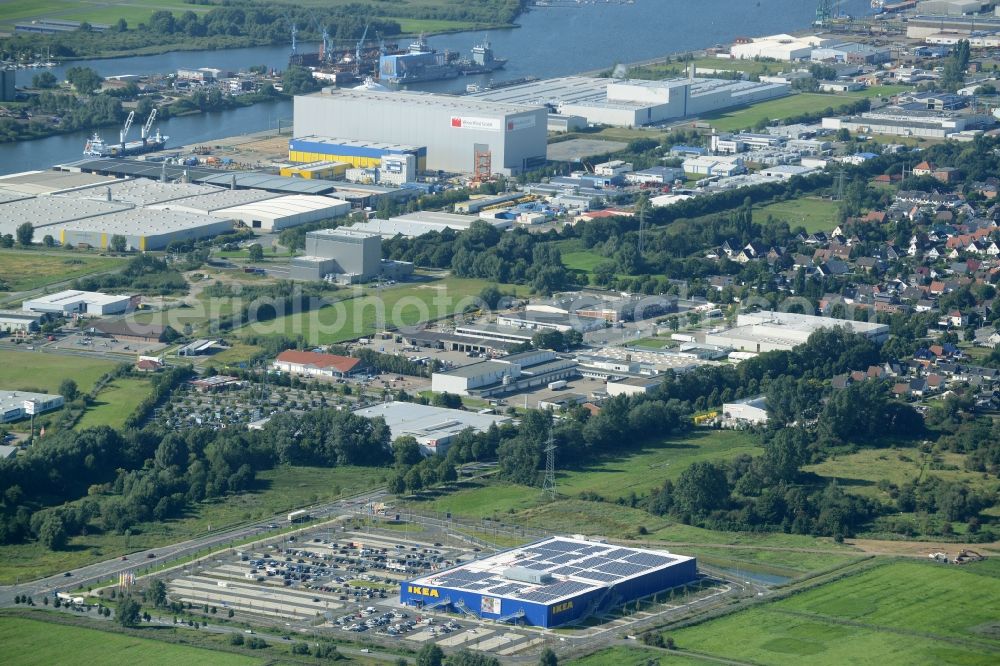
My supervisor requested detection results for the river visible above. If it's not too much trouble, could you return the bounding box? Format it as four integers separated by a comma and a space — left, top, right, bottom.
0, 0, 874, 175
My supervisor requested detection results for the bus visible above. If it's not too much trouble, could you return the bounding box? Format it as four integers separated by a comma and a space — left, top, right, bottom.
288, 510, 310, 523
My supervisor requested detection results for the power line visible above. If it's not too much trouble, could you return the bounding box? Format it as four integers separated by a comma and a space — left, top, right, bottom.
542, 428, 557, 500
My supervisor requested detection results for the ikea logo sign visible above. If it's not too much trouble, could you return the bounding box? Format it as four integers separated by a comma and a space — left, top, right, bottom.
552, 601, 574, 614
407, 586, 440, 598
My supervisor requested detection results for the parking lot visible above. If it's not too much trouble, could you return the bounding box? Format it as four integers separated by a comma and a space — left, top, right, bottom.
163, 524, 553, 656
47, 332, 165, 356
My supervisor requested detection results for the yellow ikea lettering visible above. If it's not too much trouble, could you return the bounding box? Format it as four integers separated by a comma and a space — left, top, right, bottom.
407, 586, 439, 598
552, 601, 574, 614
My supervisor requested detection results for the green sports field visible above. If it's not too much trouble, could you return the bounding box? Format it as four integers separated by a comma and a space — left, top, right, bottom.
0, 614, 261, 666
668, 561, 1000, 665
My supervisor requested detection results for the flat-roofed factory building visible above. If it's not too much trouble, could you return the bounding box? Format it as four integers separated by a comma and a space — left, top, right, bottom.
293, 87, 547, 175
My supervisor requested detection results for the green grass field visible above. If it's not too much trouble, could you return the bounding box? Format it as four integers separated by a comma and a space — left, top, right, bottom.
412, 430, 761, 517
0, 249, 124, 293
0, 465, 386, 584
669, 561, 1000, 665
0, 350, 117, 394
0, 0, 512, 31
75, 377, 153, 430
804, 448, 1000, 502
570, 646, 705, 665
703, 91, 874, 133
756, 197, 840, 233
562, 250, 609, 272
59, 0, 211, 27
557, 430, 761, 499
0, 614, 261, 666
235, 276, 528, 345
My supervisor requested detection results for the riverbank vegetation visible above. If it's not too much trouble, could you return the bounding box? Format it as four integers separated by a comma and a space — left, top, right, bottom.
0, 0, 527, 61
0, 65, 306, 145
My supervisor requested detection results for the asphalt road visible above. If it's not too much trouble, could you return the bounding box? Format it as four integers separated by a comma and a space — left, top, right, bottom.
0, 487, 389, 606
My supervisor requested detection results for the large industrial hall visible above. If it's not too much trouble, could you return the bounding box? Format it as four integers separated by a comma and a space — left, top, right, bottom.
400, 536, 697, 628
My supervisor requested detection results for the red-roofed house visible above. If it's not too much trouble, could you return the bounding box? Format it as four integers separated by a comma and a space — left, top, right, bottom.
913, 161, 936, 176
574, 209, 634, 223
273, 350, 365, 379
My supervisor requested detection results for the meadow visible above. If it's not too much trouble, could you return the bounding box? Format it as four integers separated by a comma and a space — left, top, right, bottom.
668, 561, 1000, 666
0, 0, 510, 32
569, 646, 705, 665
804, 447, 1000, 502
755, 197, 841, 234
0, 350, 117, 394
0, 614, 261, 666
0, 249, 124, 293
75, 377, 153, 430
0, 465, 387, 584
700, 88, 906, 133
235, 276, 528, 345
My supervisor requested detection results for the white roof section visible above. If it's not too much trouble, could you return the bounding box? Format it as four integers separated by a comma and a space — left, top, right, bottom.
0, 196, 132, 234
212, 194, 350, 220
353, 401, 511, 443
0, 390, 62, 414
735, 310, 888, 335
0, 170, 115, 195
60, 179, 220, 206
151, 188, 281, 213
409, 536, 695, 605
348, 210, 502, 238
306, 86, 544, 117
23, 289, 129, 308
471, 75, 786, 111
59, 207, 234, 235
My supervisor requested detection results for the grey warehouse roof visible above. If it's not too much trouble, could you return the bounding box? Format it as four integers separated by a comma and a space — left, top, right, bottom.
0, 170, 115, 195
153, 188, 280, 213
306, 86, 545, 116
0, 196, 132, 234
61, 179, 220, 206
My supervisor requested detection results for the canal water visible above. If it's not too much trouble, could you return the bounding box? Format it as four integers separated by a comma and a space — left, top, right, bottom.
0, 0, 875, 174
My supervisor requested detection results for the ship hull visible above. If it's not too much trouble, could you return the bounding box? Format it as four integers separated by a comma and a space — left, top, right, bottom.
84, 138, 168, 158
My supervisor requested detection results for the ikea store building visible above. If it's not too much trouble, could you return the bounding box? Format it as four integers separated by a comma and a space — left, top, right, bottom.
400, 536, 696, 628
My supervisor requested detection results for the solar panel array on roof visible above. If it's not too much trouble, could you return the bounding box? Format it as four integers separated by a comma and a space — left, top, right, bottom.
598, 562, 646, 577
626, 552, 674, 567
406, 536, 695, 611
576, 571, 619, 583
550, 566, 582, 576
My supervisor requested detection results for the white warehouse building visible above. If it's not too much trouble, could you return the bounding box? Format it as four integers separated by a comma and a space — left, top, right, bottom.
293, 87, 548, 175
705, 311, 890, 353
210, 195, 351, 232
470, 76, 790, 128
22, 290, 132, 316
729, 34, 832, 61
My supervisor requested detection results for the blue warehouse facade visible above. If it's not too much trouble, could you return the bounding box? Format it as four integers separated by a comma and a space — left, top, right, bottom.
399, 536, 697, 628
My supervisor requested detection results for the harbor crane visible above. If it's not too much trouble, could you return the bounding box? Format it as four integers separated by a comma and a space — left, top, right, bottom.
355, 21, 370, 74
280, 10, 298, 56
307, 11, 330, 63
119, 110, 135, 151
140, 108, 157, 145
